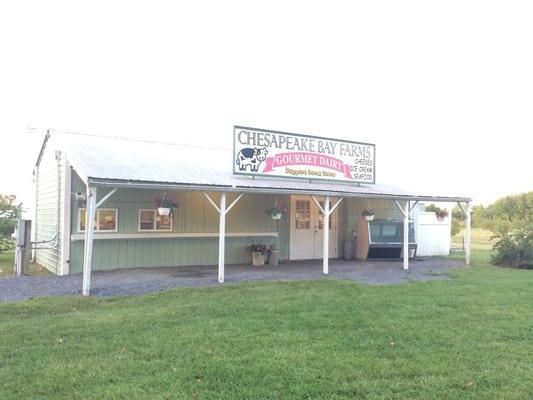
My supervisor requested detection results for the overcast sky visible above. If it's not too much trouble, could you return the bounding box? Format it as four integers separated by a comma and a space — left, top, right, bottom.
1, 1, 532, 212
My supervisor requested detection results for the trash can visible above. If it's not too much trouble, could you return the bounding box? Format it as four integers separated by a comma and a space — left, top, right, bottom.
350, 231, 357, 260
343, 239, 353, 260
269, 245, 279, 266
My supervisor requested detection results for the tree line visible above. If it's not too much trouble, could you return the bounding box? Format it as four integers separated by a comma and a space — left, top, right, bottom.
463, 191, 532, 268
469, 191, 533, 234
0, 194, 22, 253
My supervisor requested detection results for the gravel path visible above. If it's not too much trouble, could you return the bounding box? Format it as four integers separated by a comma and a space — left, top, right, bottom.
0, 258, 463, 303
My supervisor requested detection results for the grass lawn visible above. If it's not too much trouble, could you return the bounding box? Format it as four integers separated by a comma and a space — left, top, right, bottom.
0, 252, 13, 275
0, 251, 50, 277
451, 228, 496, 251
1, 251, 532, 399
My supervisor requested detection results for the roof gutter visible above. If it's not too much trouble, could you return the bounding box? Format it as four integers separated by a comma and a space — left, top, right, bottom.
88, 177, 472, 203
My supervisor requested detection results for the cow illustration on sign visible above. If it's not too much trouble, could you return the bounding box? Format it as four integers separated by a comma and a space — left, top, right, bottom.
236, 147, 268, 172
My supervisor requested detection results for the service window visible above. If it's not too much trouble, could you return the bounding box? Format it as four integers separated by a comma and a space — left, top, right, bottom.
78, 209, 118, 232
138, 209, 173, 232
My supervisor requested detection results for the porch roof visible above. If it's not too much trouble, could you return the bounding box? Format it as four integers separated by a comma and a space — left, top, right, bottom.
40, 130, 471, 203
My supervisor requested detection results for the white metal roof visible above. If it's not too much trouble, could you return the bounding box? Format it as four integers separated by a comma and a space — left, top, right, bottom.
39, 131, 471, 202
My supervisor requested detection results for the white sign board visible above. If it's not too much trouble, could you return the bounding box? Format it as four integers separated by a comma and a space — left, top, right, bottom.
233, 126, 375, 184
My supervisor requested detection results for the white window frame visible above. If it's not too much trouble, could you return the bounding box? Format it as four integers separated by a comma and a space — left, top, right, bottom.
138, 209, 173, 232
78, 208, 119, 233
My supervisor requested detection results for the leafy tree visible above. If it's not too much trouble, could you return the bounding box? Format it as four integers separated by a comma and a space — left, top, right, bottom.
451, 205, 468, 236
452, 205, 466, 221
0, 194, 22, 253
470, 205, 486, 228
475, 192, 533, 234
424, 203, 440, 213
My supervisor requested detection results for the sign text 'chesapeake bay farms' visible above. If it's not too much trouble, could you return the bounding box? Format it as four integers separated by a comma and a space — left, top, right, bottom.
233, 127, 375, 183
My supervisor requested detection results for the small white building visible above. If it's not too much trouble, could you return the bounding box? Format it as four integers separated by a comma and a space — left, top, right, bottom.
412, 203, 453, 256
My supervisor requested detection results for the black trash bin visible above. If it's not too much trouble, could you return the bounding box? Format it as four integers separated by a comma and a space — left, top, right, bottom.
343, 239, 353, 260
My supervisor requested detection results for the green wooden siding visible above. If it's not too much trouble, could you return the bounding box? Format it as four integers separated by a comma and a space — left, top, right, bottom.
70, 237, 280, 271
69, 173, 290, 273
68, 173, 402, 273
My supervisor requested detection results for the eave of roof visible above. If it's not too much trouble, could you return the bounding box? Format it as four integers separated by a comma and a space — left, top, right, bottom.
88, 177, 472, 203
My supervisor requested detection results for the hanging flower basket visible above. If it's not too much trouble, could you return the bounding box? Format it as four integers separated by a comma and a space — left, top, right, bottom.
72, 192, 86, 208
271, 212, 282, 220
158, 207, 171, 216
154, 194, 179, 215
425, 204, 449, 221
435, 209, 449, 221
361, 209, 375, 221
265, 205, 287, 220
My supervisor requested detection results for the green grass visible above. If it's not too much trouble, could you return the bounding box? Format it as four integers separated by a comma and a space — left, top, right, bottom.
451, 228, 496, 250
0, 251, 51, 276
0, 251, 14, 275
1, 252, 532, 399
448, 248, 492, 265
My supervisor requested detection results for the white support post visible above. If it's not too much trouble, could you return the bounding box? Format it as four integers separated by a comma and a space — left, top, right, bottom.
323, 195, 330, 274
203, 192, 244, 283
465, 203, 472, 266
95, 188, 117, 208
218, 192, 226, 283
203, 192, 220, 213
403, 201, 409, 271
394, 200, 410, 271
225, 193, 243, 214
457, 202, 473, 266
82, 185, 97, 296
311, 195, 342, 275
203, 192, 243, 283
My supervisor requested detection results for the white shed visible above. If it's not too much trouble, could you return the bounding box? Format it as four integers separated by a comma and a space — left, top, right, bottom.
413, 203, 452, 256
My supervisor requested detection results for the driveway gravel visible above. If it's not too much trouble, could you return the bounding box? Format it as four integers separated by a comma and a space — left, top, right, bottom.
0, 258, 463, 303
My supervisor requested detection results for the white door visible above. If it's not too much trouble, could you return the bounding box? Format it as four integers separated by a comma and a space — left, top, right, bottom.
290, 196, 338, 260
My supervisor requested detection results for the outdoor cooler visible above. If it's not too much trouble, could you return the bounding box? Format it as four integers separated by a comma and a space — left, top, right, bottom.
356, 218, 417, 260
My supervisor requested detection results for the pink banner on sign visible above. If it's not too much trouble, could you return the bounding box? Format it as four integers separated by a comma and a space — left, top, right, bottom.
263, 152, 353, 179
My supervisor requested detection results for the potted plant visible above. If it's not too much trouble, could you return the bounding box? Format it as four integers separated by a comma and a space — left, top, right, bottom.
435, 208, 449, 221
73, 192, 86, 208
247, 243, 268, 266
265, 205, 287, 220
154, 194, 179, 216
361, 209, 375, 222
425, 204, 449, 221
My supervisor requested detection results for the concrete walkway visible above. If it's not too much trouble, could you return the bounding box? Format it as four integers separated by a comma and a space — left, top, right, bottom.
0, 258, 463, 303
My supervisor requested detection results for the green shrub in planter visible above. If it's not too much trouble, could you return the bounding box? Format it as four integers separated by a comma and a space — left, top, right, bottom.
247, 244, 269, 266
